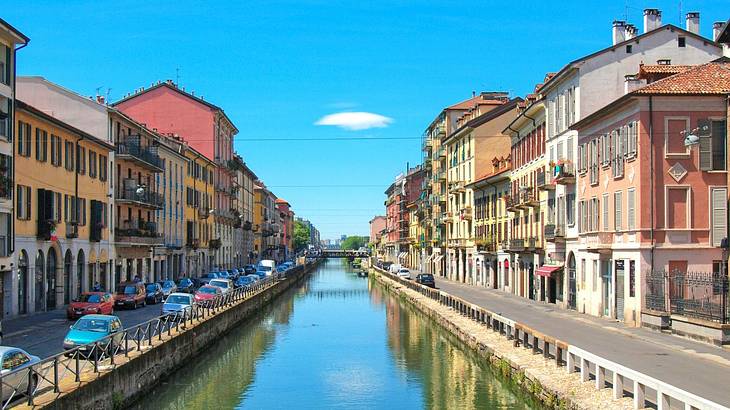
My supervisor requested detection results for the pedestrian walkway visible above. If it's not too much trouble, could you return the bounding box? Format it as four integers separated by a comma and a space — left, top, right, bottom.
407, 269, 730, 407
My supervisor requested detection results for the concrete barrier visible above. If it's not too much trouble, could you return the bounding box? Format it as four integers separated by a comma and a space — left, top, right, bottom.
31, 261, 320, 410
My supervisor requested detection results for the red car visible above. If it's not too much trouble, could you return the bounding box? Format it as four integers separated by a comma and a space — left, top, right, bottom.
194, 285, 222, 305
67, 292, 114, 319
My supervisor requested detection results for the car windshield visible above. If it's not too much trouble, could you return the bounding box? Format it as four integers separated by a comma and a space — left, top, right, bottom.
78, 294, 101, 303
199, 287, 217, 295
117, 286, 137, 295
203, 273, 216, 278
161, 281, 174, 288
166, 295, 190, 304
73, 318, 109, 333
259, 266, 272, 271
422, 275, 434, 280
146, 284, 157, 291
178, 279, 190, 286
211, 280, 229, 288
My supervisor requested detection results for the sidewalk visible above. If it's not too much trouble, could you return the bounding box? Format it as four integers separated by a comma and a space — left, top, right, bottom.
409, 269, 730, 407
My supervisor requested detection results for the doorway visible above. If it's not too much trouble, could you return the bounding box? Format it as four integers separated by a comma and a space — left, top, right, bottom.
615, 259, 625, 321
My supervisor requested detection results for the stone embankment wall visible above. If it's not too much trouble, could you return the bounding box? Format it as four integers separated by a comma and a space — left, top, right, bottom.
38, 261, 319, 410
372, 268, 634, 410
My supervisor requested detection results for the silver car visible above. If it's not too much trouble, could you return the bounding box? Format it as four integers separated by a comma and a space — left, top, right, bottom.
162, 293, 195, 316
0, 346, 40, 404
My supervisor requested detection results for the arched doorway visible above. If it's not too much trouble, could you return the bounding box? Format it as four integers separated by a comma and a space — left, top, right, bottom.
64, 250, 73, 303
46, 248, 58, 310
567, 252, 577, 310
76, 250, 85, 295
17, 251, 28, 315
34, 250, 44, 312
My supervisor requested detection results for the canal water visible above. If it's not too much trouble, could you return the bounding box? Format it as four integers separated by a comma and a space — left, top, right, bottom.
139, 259, 538, 409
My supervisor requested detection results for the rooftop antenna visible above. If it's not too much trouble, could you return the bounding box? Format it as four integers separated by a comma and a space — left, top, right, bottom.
95, 86, 103, 98
106, 87, 112, 102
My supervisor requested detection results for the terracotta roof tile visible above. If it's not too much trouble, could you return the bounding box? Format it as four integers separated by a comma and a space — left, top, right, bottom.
638, 64, 693, 76
633, 58, 730, 95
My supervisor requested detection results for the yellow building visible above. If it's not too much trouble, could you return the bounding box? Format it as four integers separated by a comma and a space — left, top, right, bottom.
15, 100, 113, 313
183, 145, 215, 278
406, 201, 422, 269
503, 98, 547, 300
254, 182, 278, 261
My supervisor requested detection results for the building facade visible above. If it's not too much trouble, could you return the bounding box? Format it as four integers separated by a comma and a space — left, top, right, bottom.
183, 145, 214, 278
154, 136, 187, 281
254, 182, 279, 262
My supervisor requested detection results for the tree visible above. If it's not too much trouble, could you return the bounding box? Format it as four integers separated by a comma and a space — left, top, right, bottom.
293, 220, 311, 251
341, 235, 368, 250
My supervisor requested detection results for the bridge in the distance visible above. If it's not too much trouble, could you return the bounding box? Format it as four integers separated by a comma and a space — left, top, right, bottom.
317, 249, 370, 258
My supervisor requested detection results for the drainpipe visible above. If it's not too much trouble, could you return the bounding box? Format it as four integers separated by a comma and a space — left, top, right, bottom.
648, 96, 656, 309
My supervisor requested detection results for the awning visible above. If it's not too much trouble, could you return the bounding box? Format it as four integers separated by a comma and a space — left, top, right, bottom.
434, 255, 444, 263
536, 265, 563, 277
424, 254, 433, 263
398, 252, 407, 259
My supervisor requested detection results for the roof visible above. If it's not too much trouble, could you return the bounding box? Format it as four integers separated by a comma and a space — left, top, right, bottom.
717, 19, 730, 43
633, 57, 730, 95
15, 100, 115, 151
541, 24, 720, 93
444, 97, 522, 144
275, 198, 290, 206
638, 64, 693, 76
468, 165, 511, 188
0, 17, 29, 43
446, 93, 509, 110
112, 81, 238, 133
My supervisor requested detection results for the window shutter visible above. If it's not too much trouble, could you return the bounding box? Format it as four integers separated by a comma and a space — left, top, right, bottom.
698, 119, 712, 171
712, 188, 727, 247
628, 189, 635, 230
615, 191, 622, 231
603, 193, 609, 231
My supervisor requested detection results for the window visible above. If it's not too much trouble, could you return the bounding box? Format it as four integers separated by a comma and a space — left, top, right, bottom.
678, 36, 686, 47
580, 259, 586, 290
99, 155, 108, 181
0, 44, 9, 86
566, 193, 575, 226
89, 151, 97, 179
589, 139, 598, 185
592, 260, 598, 292
626, 44, 632, 53
50, 135, 62, 166
711, 188, 727, 247
627, 122, 638, 158
602, 193, 609, 231
65, 141, 74, 171
53, 192, 62, 223
0, 98, 8, 139
16, 185, 30, 220
699, 119, 727, 171
17, 121, 31, 157
666, 187, 689, 229
77, 146, 86, 174
614, 191, 623, 231
78, 198, 86, 226
666, 118, 690, 156
35, 128, 48, 162
591, 197, 599, 232
627, 189, 636, 231
612, 129, 624, 178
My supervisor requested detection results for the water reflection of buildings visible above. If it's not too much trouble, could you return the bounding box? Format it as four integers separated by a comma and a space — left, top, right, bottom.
373, 281, 534, 410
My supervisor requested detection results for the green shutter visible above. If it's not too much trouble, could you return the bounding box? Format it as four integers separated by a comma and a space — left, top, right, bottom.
712, 188, 727, 247
698, 119, 712, 171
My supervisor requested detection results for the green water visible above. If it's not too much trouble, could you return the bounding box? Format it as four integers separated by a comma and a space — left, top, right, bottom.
137, 259, 538, 409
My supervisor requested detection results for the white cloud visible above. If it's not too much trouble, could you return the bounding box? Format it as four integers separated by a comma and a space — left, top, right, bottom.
315, 111, 393, 131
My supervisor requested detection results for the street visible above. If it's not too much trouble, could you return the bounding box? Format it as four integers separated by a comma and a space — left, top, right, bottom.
3, 302, 166, 359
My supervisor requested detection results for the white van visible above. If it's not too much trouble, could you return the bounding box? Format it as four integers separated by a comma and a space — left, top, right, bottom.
388, 263, 402, 274
257, 260, 277, 276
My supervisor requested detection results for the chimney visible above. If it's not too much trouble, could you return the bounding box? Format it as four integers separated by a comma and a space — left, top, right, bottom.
613, 20, 627, 45
96, 95, 105, 104
625, 73, 646, 94
713, 21, 724, 41
643, 9, 662, 33
625, 24, 637, 40
685, 12, 700, 34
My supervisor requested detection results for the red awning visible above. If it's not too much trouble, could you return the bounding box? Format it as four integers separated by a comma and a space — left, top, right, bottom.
536, 265, 563, 277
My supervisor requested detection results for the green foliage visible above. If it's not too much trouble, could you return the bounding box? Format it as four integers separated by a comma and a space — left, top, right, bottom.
293, 220, 310, 251
341, 235, 368, 250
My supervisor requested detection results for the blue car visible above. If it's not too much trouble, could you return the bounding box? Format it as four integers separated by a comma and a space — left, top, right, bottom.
63, 314, 123, 355
234, 275, 256, 288
217, 271, 230, 280
255, 270, 268, 279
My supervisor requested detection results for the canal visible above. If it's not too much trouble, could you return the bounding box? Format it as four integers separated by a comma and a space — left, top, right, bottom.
137, 259, 539, 409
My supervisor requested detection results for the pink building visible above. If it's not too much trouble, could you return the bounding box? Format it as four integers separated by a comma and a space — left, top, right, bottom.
572, 60, 729, 327
369, 216, 386, 245
114, 81, 240, 269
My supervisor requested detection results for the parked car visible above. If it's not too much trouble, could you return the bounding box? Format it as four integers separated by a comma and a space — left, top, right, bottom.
246, 274, 261, 283
255, 270, 268, 279
276, 265, 287, 273
0, 347, 40, 402
227, 269, 239, 280
199, 273, 220, 286
217, 271, 230, 280
389, 264, 402, 274
415, 273, 436, 288
381, 261, 393, 271
145, 283, 164, 304
176, 278, 195, 294
114, 282, 146, 309
162, 293, 195, 316
397, 268, 411, 279
209, 278, 233, 294
257, 260, 276, 275
67, 292, 114, 320
157, 280, 178, 298
194, 285, 222, 305
63, 315, 124, 356
234, 275, 256, 288
243, 265, 257, 275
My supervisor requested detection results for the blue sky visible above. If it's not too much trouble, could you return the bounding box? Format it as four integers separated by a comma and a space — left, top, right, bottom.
7, 1, 728, 239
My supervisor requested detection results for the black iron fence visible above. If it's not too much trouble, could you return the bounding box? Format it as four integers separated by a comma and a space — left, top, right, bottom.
645, 269, 729, 323
0, 265, 306, 408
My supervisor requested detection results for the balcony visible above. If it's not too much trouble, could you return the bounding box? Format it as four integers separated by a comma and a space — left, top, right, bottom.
209, 238, 222, 250
536, 171, 554, 191
198, 207, 211, 219
115, 141, 163, 172
186, 238, 200, 249
553, 162, 576, 185
423, 138, 433, 151
449, 181, 465, 193
460, 206, 473, 220
544, 224, 565, 242
115, 219, 163, 246
116, 186, 164, 209
507, 239, 525, 252
66, 222, 78, 239
526, 237, 539, 249
242, 220, 253, 231
476, 237, 496, 253
505, 195, 519, 211
519, 189, 539, 208
166, 238, 182, 249
586, 232, 614, 252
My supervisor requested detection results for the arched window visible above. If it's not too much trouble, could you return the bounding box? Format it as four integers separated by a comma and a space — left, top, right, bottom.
64, 250, 73, 303
17, 250, 28, 315
34, 250, 44, 312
